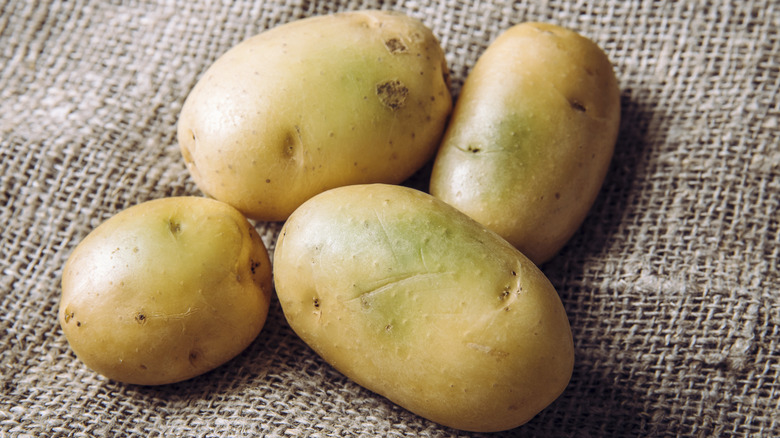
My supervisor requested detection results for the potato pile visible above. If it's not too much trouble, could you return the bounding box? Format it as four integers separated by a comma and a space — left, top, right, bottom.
60, 10, 620, 433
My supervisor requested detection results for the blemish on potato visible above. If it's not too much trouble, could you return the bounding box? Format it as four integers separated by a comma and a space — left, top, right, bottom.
466, 342, 509, 358
313, 297, 320, 309
282, 127, 301, 159
188, 350, 200, 366
168, 219, 182, 235
376, 80, 408, 110
250, 260, 261, 274
384, 37, 408, 54
569, 99, 586, 112
135, 313, 147, 324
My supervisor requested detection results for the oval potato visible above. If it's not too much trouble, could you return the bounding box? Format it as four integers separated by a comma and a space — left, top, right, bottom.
430, 22, 621, 264
59, 197, 273, 385
274, 184, 573, 432
178, 10, 452, 221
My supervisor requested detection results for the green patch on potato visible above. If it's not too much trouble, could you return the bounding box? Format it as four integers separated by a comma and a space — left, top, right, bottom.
59, 197, 273, 385
274, 184, 574, 432
430, 22, 621, 265
178, 10, 452, 221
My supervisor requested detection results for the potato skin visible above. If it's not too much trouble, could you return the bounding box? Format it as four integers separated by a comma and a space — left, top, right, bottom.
178, 10, 452, 221
430, 22, 621, 265
274, 184, 574, 432
59, 197, 272, 385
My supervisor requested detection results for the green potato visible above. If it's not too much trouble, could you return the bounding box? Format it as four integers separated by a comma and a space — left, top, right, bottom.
178, 10, 452, 221
274, 184, 573, 432
59, 197, 273, 385
430, 22, 621, 265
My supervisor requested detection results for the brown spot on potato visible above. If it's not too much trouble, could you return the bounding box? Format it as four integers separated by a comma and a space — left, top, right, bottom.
282, 125, 302, 159
282, 132, 295, 158
135, 313, 146, 324
569, 100, 586, 112
376, 80, 408, 110
384, 37, 407, 53
313, 297, 320, 309
189, 350, 199, 366
168, 219, 182, 235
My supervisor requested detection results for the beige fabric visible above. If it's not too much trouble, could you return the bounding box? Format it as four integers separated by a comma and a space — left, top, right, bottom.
1, 0, 777, 436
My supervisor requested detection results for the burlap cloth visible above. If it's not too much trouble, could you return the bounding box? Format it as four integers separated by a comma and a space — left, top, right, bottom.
1, 0, 777, 436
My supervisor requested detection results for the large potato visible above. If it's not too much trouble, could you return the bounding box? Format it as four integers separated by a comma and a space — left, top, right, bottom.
59, 197, 273, 385
274, 184, 574, 432
430, 22, 621, 265
178, 10, 451, 221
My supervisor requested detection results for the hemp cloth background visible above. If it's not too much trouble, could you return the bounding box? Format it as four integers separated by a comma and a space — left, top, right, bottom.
1, 0, 777, 436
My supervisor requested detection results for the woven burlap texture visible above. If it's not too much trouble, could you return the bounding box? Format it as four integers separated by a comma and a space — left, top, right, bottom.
1, 0, 777, 436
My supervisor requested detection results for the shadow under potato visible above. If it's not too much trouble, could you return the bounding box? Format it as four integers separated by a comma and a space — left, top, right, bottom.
532, 90, 671, 436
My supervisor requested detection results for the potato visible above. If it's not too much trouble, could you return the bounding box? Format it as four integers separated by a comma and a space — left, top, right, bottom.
430, 22, 621, 265
59, 197, 273, 385
273, 184, 574, 432
178, 10, 452, 221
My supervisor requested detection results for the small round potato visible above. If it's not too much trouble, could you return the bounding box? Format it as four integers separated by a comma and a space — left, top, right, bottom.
430, 22, 621, 265
59, 197, 273, 385
178, 10, 452, 221
274, 184, 574, 432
